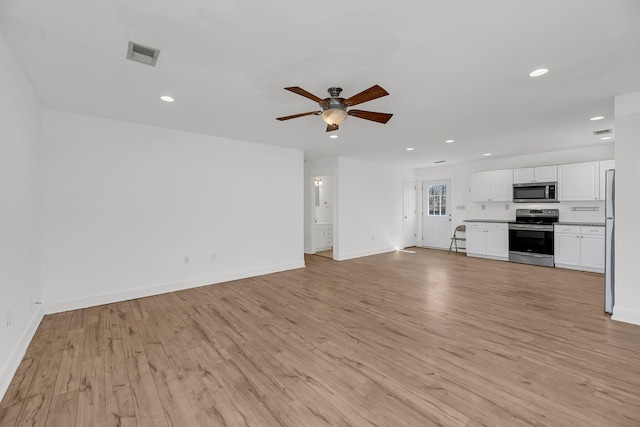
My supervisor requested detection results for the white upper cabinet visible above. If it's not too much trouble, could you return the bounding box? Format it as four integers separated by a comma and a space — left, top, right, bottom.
513, 166, 557, 184
471, 169, 513, 202
470, 171, 492, 201
535, 165, 558, 182
558, 161, 600, 201
472, 160, 611, 203
513, 168, 535, 184
489, 170, 513, 201
599, 160, 615, 200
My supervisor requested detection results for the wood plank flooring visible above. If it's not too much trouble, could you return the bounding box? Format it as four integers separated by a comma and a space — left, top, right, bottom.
2, 248, 640, 426
314, 250, 333, 260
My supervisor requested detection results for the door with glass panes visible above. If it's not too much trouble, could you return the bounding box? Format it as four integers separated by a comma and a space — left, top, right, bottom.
422, 179, 452, 249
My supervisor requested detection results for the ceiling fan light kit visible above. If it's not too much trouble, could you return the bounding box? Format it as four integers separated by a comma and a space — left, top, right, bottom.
277, 85, 392, 132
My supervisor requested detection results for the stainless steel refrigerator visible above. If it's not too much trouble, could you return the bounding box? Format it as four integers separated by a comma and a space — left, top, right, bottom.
605, 169, 615, 314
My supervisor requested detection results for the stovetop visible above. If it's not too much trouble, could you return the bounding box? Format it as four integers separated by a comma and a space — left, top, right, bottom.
513, 208, 559, 225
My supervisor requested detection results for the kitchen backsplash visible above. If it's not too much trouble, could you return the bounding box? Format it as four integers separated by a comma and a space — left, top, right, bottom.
459, 200, 605, 223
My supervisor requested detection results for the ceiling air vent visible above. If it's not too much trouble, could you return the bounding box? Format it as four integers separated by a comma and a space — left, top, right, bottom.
127, 42, 160, 67
434, 160, 446, 164
593, 129, 612, 136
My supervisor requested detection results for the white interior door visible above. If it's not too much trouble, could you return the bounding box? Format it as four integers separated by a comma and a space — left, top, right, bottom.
422, 179, 453, 249
403, 179, 417, 248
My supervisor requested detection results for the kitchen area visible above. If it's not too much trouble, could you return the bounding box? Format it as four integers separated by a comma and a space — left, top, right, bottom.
460, 159, 615, 313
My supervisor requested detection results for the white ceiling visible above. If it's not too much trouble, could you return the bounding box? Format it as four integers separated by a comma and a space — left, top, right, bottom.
1, 0, 639, 167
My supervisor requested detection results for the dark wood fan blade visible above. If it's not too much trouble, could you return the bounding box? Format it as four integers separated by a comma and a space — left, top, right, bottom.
284, 87, 326, 105
326, 124, 339, 132
342, 85, 389, 107
348, 110, 393, 124
276, 111, 321, 121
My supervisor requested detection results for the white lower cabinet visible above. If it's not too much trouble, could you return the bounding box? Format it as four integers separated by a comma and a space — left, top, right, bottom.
314, 223, 333, 251
554, 225, 605, 273
580, 231, 606, 271
465, 222, 509, 261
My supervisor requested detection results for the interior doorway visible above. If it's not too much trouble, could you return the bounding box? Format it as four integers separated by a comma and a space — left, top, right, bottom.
313, 174, 334, 258
422, 179, 453, 249
403, 179, 418, 248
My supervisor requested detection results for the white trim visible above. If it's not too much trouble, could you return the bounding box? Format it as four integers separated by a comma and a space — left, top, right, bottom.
0, 306, 44, 401
611, 306, 640, 326
43, 261, 305, 315
465, 253, 509, 262
554, 264, 604, 274
335, 246, 396, 261
402, 178, 418, 249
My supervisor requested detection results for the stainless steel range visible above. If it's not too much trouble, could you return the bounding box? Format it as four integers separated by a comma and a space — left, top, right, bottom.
508, 209, 559, 267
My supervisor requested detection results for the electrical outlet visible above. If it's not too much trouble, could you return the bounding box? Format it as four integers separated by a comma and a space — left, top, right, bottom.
184, 256, 190, 264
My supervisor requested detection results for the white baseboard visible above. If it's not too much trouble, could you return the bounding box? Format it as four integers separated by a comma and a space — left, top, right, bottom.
44, 261, 305, 315
335, 246, 396, 261
554, 264, 604, 274
0, 306, 44, 402
466, 253, 509, 262
612, 306, 640, 326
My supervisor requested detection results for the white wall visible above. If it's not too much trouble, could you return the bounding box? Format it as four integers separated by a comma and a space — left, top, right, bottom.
0, 33, 44, 399
336, 157, 405, 260
612, 91, 640, 326
415, 145, 615, 243
41, 110, 304, 312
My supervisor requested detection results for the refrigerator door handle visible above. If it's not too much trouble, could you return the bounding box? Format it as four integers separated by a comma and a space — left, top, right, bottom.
604, 219, 615, 314
604, 169, 615, 315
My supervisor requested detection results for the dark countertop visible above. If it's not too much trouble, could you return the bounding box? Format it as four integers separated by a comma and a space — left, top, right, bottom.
463, 219, 605, 226
554, 222, 605, 227
464, 219, 512, 223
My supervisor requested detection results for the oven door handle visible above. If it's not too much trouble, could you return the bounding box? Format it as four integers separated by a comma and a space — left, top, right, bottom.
524, 253, 549, 258
508, 224, 554, 231
510, 251, 553, 258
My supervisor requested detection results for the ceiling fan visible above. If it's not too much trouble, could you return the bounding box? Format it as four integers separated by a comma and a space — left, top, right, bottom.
276, 85, 393, 132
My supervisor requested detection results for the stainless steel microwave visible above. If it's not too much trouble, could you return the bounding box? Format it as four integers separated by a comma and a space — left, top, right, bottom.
513, 182, 558, 203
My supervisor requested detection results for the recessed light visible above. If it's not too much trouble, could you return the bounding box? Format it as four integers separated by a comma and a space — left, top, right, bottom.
601, 136, 613, 140
406, 147, 414, 151
329, 135, 338, 139
160, 95, 174, 103
590, 116, 605, 121
529, 68, 549, 77
445, 139, 454, 143
483, 153, 492, 156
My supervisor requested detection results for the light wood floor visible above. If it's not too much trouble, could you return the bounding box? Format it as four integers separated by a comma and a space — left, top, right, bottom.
315, 250, 333, 260
2, 248, 640, 426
